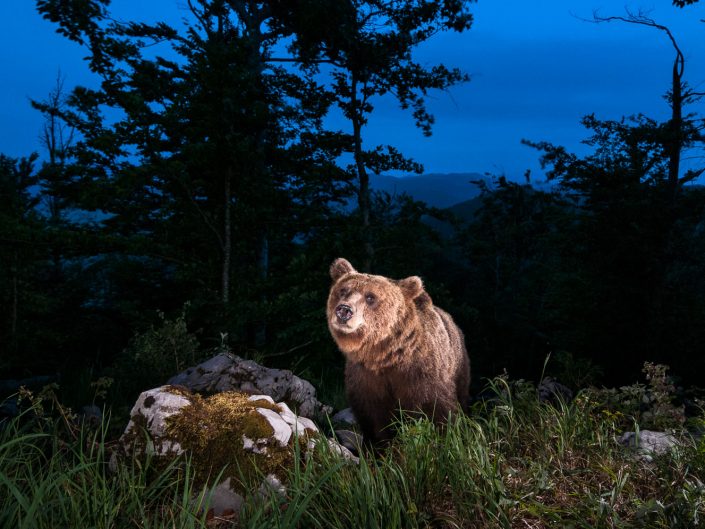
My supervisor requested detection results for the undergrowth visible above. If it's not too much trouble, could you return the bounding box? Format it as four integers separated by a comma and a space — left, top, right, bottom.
2, 369, 705, 528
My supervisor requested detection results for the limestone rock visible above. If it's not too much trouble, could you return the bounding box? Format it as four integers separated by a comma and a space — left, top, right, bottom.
116, 385, 352, 517
307, 437, 359, 464
620, 430, 679, 461
258, 473, 287, 500
121, 386, 192, 456
275, 401, 318, 436
168, 353, 332, 419
254, 407, 293, 446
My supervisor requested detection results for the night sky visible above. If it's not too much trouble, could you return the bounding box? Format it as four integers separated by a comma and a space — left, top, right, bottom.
1, 1, 704, 181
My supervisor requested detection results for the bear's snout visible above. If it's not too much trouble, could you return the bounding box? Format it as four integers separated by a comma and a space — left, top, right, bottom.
336, 304, 354, 323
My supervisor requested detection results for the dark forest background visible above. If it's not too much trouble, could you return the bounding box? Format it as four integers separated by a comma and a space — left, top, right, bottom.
2, 0, 705, 409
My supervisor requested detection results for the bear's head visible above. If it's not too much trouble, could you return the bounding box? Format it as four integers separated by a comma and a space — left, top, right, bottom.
327, 258, 426, 362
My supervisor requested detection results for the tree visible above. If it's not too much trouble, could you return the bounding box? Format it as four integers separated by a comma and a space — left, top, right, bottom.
279, 0, 474, 270
0, 154, 41, 368
456, 177, 573, 376
591, 10, 705, 198
31, 73, 77, 284
524, 112, 705, 382
36, 0, 349, 349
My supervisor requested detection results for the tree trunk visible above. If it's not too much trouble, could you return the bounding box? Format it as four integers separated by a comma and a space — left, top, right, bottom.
11, 251, 18, 353
222, 171, 232, 304
667, 58, 683, 198
255, 234, 269, 346
351, 75, 374, 271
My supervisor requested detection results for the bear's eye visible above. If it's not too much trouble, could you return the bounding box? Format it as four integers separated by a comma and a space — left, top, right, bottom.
365, 293, 376, 305
339, 287, 350, 298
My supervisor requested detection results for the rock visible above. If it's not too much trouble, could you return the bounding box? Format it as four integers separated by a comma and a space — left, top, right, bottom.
258, 474, 287, 500
253, 407, 293, 446
335, 429, 363, 455
0, 375, 58, 395
168, 353, 332, 419
276, 401, 318, 436
332, 407, 357, 426
115, 386, 351, 517
206, 478, 244, 516
538, 376, 573, 404
619, 430, 679, 461
80, 404, 103, 425
307, 437, 359, 464
121, 386, 192, 456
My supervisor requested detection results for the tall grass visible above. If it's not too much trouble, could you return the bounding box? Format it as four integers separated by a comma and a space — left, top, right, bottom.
247, 379, 705, 529
0, 410, 213, 529
2, 378, 705, 529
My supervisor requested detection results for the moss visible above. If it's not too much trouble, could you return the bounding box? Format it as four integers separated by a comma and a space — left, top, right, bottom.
163, 384, 195, 399
121, 410, 149, 450
163, 391, 308, 494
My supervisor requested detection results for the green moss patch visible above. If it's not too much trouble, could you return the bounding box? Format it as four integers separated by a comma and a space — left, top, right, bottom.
164, 391, 304, 494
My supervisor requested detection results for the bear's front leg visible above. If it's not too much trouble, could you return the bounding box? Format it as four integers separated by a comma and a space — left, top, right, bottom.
345, 362, 396, 444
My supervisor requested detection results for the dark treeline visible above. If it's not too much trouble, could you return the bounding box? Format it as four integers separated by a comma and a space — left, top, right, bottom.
1, 0, 704, 404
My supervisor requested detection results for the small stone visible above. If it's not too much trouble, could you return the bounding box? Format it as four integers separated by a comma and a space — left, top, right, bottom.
620, 430, 679, 461
80, 404, 102, 425
206, 478, 244, 516
538, 377, 573, 403
307, 437, 359, 464
242, 435, 267, 455
332, 408, 357, 426
335, 429, 363, 454
258, 473, 286, 499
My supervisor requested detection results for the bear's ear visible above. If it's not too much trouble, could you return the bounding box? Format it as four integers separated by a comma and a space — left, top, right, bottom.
330, 258, 356, 281
398, 276, 424, 300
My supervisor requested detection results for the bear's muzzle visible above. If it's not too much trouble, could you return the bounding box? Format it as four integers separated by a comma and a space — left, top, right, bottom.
335, 304, 353, 323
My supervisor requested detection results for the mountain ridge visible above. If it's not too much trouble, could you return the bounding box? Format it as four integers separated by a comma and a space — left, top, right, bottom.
369, 172, 486, 209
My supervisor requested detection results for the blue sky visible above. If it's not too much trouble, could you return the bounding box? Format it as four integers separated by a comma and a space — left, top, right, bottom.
1, 0, 704, 182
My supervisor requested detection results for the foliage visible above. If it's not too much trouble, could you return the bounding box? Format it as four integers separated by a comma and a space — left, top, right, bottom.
455, 177, 575, 377
584, 362, 686, 431
673, 1, 701, 8
518, 111, 705, 384
550, 350, 605, 390
34, 0, 353, 360
113, 305, 202, 399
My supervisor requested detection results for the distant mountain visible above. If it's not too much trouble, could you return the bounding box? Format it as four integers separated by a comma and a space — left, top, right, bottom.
369, 172, 486, 209
420, 179, 558, 238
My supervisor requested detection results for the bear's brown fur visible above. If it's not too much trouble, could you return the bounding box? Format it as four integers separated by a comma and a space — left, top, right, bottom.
327, 258, 470, 443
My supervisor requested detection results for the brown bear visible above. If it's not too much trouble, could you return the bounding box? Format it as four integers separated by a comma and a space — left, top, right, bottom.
327, 257, 470, 444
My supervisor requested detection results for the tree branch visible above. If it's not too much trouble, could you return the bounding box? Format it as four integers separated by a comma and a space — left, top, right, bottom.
591, 10, 685, 77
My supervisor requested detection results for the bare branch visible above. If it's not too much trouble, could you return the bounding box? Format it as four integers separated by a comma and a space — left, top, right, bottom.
591, 10, 685, 77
